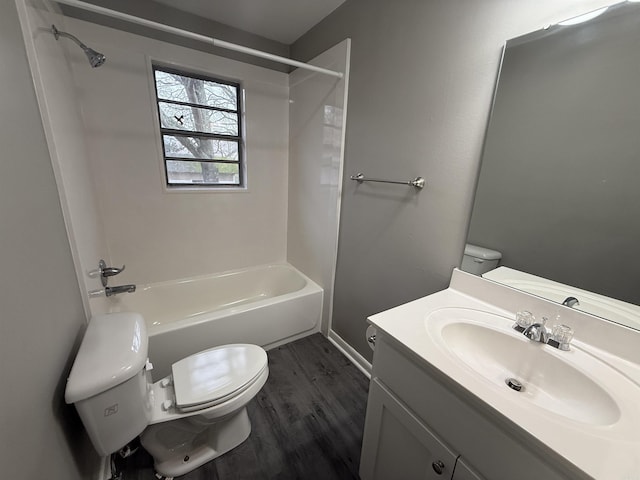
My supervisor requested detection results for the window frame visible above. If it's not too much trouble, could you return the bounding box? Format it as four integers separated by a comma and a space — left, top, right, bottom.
151, 64, 245, 189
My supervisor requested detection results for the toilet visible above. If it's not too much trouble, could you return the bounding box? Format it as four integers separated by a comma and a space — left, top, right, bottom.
65, 312, 268, 478
461, 243, 502, 275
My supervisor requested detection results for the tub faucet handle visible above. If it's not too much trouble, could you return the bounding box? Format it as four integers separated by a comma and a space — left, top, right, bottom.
95, 259, 125, 286
101, 261, 125, 277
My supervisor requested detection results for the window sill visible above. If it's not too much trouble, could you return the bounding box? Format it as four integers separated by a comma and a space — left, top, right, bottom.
162, 185, 249, 194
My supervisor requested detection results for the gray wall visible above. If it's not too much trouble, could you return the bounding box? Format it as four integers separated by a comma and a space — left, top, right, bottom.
468, 5, 640, 305
291, 0, 610, 361
0, 1, 98, 478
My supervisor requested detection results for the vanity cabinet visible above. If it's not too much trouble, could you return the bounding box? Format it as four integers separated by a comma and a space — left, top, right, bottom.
451, 459, 484, 480
360, 378, 483, 480
360, 334, 584, 480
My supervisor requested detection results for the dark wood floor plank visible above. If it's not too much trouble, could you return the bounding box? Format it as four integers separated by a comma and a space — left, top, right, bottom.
119, 333, 369, 479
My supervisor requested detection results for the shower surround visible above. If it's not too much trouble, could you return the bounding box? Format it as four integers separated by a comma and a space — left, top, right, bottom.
18, 0, 349, 341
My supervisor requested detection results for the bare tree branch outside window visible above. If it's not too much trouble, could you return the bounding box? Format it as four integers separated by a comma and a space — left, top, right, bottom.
153, 66, 243, 187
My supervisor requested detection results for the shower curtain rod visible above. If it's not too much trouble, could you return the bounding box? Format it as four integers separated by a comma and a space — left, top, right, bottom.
52, 0, 344, 78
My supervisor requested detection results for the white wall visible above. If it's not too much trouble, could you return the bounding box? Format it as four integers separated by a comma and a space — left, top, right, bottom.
2, 1, 99, 478
291, 0, 612, 361
65, 18, 290, 286
288, 39, 350, 334
18, 0, 110, 315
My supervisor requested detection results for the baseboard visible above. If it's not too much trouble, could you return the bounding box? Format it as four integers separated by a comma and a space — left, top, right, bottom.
328, 329, 372, 378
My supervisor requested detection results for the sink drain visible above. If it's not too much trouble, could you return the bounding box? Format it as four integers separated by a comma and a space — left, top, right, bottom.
505, 377, 524, 392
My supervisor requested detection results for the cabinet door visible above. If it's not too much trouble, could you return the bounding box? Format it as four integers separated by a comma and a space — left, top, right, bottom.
453, 457, 486, 480
360, 379, 457, 480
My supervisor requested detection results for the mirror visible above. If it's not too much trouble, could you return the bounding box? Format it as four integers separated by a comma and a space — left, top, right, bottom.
465, 1, 640, 330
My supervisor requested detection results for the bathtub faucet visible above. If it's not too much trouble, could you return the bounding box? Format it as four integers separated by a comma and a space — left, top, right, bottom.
105, 284, 136, 297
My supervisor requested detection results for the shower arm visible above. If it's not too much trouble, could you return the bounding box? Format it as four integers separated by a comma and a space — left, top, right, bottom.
52, 25, 89, 52
51, 24, 106, 68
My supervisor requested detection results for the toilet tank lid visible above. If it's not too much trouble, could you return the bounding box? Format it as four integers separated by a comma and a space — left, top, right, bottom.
464, 243, 502, 260
65, 312, 149, 404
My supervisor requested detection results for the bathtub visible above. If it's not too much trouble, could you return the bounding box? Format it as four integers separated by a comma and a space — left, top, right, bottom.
108, 263, 323, 379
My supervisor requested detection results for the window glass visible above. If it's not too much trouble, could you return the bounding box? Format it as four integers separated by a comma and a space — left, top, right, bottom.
154, 70, 238, 110
166, 161, 240, 185
158, 102, 238, 136
153, 66, 243, 187
162, 136, 239, 160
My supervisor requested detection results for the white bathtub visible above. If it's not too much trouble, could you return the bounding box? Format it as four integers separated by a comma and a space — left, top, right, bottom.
109, 263, 323, 379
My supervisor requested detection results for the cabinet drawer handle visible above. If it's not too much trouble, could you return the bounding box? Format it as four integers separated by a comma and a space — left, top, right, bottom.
432, 460, 445, 475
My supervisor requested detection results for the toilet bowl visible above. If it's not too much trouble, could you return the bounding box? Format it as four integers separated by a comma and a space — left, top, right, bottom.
65, 312, 268, 478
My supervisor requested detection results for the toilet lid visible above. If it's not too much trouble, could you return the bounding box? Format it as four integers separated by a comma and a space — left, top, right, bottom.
172, 344, 267, 410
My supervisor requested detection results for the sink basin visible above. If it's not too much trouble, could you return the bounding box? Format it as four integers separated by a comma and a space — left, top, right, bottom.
425, 308, 621, 426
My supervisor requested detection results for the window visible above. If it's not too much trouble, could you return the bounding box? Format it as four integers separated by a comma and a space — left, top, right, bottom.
152, 65, 243, 188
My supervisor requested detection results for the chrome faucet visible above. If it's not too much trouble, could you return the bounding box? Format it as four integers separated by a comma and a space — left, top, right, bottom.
562, 296, 580, 308
101, 264, 125, 277
105, 284, 136, 297
514, 311, 574, 351
522, 322, 550, 343
97, 259, 125, 286
88, 259, 136, 298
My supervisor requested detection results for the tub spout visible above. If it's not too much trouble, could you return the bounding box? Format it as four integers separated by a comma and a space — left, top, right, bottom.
105, 284, 136, 297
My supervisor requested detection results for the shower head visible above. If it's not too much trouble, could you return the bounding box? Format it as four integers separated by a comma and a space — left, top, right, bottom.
51, 24, 106, 68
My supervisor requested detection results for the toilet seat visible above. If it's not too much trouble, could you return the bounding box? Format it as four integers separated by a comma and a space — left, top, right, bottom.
171, 344, 268, 413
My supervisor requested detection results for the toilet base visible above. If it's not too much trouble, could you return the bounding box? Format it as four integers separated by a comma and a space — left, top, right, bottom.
140, 407, 252, 477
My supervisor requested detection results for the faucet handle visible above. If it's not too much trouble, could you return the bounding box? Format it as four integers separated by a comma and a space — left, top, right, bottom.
102, 264, 125, 277
550, 324, 574, 351
94, 259, 126, 287
514, 310, 535, 332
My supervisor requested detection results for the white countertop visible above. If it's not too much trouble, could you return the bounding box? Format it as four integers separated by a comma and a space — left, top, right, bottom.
368, 269, 640, 480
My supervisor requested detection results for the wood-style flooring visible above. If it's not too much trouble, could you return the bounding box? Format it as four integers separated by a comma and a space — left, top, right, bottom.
118, 333, 370, 479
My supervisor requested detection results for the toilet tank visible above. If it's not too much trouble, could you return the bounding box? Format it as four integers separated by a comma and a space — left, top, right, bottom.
65, 313, 153, 456
461, 243, 502, 275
